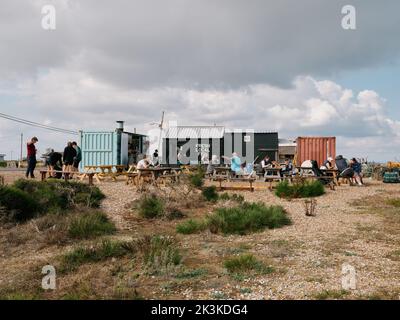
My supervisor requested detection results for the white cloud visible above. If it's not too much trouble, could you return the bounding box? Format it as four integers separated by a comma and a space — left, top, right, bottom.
1, 69, 398, 161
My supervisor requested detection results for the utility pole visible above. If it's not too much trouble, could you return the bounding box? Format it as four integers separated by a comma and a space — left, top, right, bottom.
20, 133, 23, 163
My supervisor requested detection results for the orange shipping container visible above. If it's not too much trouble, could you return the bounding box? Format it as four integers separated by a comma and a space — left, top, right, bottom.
296, 137, 336, 167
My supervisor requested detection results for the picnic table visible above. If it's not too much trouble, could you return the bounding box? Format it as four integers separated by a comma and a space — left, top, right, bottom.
79, 165, 127, 183
136, 167, 182, 189
212, 166, 231, 180
263, 167, 285, 190
40, 170, 95, 185
296, 166, 340, 186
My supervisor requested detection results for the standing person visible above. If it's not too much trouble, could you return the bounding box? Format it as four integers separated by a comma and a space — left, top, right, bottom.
152, 149, 159, 166
350, 158, 363, 186
63, 142, 77, 176
71, 141, 82, 174
26, 137, 38, 179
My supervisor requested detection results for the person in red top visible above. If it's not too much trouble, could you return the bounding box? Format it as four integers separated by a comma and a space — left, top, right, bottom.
26, 137, 38, 178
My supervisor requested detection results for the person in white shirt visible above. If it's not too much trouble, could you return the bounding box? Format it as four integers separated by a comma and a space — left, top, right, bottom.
137, 158, 150, 169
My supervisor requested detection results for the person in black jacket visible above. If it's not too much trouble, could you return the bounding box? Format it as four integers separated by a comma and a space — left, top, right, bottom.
335, 155, 354, 179
63, 142, 77, 174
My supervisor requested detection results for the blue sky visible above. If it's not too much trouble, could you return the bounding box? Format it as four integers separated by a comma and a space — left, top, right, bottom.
1, 0, 400, 162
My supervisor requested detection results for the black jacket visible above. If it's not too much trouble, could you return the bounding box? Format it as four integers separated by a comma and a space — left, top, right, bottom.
63, 146, 77, 163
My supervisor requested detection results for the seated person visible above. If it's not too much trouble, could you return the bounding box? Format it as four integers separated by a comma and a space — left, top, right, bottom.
230, 152, 242, 174
137, 158, 150, 169
261, 155, 272, 169
280, 159, 293, 176
321, 157, 334, 170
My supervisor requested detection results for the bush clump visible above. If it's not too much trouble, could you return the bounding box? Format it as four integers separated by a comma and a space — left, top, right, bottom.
138, 194, 165, 219
219, 193, 244, 203
207, 202, 291, 235
176, 219, 206, 234
224, 254, 274, 275
13, 179, 105, 210
60, 239, 135, 272
0, 180, 105, 223
176, 202, 291, 235
275, 180, 325, 199
137, 235, 182, 275
0, 186, 39, 222
187, 166, 205, 188
68, 211, 116, 239
202, 186, 219, 202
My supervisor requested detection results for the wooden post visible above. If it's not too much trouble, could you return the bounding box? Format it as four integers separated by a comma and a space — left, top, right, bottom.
88, 173, 94, 186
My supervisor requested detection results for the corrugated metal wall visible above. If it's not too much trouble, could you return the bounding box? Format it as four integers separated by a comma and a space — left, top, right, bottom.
296, 137, 336, 166
79, 131, 119, 169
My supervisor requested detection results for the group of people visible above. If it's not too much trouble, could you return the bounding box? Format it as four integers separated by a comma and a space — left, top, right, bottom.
302, 155, 364, 186
25, 136, 82, 179
260, 155, 293, 176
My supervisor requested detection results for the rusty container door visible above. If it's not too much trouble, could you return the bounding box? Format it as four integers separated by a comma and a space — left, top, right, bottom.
296, 137, 336, 166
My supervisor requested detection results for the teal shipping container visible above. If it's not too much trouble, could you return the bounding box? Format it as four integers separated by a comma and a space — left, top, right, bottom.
79, 122, 148, 171
79, 131, 120, 170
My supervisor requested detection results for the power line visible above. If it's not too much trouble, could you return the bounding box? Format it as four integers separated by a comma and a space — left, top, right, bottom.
0, 112, 78, 135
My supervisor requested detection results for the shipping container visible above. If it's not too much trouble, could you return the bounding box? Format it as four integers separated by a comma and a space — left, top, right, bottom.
79, 122, 147, 170
295, 137, 336, 167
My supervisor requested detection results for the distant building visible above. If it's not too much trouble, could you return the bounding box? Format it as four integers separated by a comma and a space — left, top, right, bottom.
0, 154, 5, 162
162, 125, 278, 165
278, 138, 296, 161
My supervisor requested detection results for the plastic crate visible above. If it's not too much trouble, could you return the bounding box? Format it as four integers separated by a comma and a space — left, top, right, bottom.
383, 172, 400, 183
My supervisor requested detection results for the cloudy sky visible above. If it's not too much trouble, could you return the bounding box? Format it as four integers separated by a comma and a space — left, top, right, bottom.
0, 0, 399, 161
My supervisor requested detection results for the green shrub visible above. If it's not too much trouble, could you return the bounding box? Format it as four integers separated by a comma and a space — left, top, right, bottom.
224, 254, 274, 275
0, 186, 39, 222
207, 202, 291, 235
138, 235, 182, 274
189, 173, 204, 188
219, 192, 231, 201
138, 194, 165, 219
231, 194, 245, 203
68, 211, 116, 239
219, 193, 244, 203
12, 179, 105, 214
0, 162, 7, 168
202, 186, 219, 202
176, 219, 206, 234
60, 239, 135, 272
275, 180, 325, 198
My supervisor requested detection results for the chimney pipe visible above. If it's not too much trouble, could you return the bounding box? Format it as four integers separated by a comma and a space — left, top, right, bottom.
116, 121, 124, 131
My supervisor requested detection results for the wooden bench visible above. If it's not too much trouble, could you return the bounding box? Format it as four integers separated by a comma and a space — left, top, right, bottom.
264, 175, 285, 190
40, 170, 95, 186
214, 176, 256, 192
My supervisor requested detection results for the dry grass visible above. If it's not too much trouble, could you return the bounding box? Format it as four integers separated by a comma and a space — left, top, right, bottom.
1, 171, 400, 299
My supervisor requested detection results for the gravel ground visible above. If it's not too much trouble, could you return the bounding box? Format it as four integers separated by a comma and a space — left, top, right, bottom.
1, 171, 400, 299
